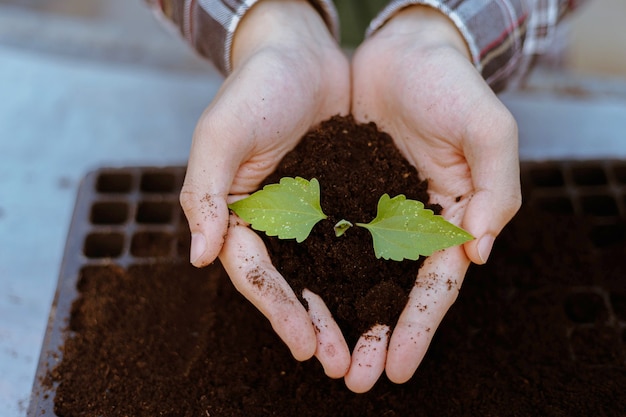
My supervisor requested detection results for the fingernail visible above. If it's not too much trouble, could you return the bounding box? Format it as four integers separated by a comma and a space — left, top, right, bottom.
190, 233, 206, 265
478, 235, 495, 264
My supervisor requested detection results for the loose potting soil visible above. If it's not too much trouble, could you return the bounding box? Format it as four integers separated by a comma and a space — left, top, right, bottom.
259, 115, 441, 346
43, 116, 626, 416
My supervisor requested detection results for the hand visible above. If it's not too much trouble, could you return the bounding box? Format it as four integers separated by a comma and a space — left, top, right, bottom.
179, 0, 351, 377
348, 6, 521, 392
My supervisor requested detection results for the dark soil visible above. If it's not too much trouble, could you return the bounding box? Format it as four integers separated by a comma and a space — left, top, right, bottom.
47, 117, 626, 416
260, 115, 441, 346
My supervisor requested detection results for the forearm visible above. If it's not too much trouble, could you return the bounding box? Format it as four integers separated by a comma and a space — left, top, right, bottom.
368, 0, 588, 91
231, 0, 342, 70
371, 5, 471, 60
145, 0, 339, 75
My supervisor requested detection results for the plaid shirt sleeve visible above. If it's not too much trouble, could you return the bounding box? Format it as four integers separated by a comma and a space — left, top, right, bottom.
145, 0, 339, 75
367, 0, 587, 91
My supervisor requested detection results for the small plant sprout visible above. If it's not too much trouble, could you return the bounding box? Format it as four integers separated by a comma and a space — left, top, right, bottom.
228, 177, 474, 261
333, 219, 353, 237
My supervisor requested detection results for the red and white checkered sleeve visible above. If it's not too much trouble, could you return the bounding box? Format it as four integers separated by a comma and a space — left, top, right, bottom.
146, 0, 339, 75
367, 0, 586, 91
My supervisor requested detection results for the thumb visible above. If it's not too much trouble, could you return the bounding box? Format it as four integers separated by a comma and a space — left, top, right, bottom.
180, 116, 244, 268
462, 113, 521, 265
462, 188, 520, 264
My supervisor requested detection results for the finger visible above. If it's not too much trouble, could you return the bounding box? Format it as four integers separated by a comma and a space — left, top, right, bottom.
344, 324, 389, 393
462, 105, 521, 264
302, 289, 351, 378
219, 215, 317, 361
180, 106, 247, 268
386, 247, 470, 383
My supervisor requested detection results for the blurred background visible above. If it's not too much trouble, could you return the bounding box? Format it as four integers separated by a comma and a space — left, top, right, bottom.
1, 0, 625, 76
565, 0, 626, 77
0, 1, 625, 416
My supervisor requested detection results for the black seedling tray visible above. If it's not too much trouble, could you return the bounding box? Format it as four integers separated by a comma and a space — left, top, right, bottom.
27, 162, 626, 416
28, 167, 191, 416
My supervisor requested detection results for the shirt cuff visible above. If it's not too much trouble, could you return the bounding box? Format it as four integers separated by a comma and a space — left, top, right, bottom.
149, 0, 339, 76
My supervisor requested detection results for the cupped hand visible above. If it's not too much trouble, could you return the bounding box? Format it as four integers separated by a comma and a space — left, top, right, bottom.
347, 5, 521, 392
179, 0, 351, 377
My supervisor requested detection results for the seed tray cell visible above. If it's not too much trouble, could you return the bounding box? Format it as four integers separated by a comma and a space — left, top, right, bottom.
80, 167, 186, 266
28, 162, 626, 416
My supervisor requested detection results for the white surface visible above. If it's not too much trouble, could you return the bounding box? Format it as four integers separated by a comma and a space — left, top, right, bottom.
502, 72, 626, 160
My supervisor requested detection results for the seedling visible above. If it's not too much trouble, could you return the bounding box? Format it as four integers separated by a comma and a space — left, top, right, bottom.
228, 177, 473, 261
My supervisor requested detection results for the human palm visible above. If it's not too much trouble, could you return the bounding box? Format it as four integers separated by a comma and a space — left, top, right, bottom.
179, 0, 351, 377
348, 6, 521, 390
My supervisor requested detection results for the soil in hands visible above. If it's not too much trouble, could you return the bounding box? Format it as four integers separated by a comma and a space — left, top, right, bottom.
259, 115, 441, 346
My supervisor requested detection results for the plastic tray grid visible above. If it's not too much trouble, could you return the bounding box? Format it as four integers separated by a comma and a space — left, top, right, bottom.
27, 167, 189, 416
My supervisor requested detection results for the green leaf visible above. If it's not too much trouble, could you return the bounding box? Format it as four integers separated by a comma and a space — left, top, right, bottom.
357, 194, 474, 261
228, 177, 327, 243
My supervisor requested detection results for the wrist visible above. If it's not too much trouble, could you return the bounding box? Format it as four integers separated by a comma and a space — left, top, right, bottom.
374, 5, 471, 61
232, 0, 336, 69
